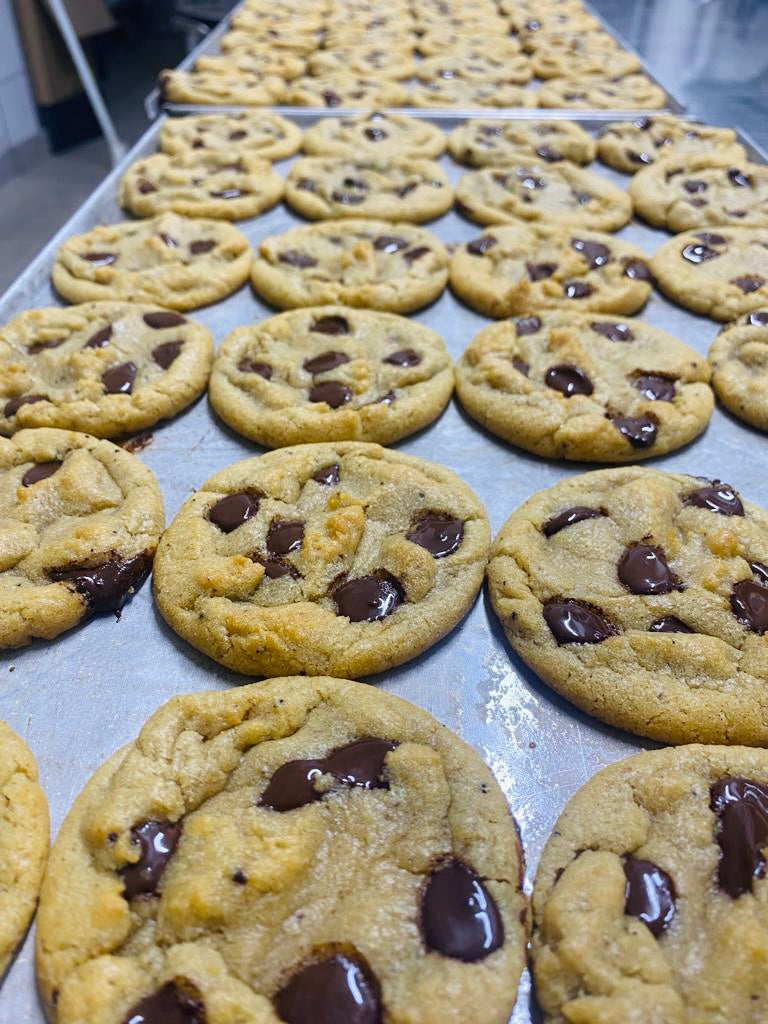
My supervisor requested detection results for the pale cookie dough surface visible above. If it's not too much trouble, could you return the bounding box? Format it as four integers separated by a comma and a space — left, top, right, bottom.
251, 219, 449, 313
456, 313, 712, 460
0, 428, 164, 649
209, 306, 453, 447
533, 744, 768, 1024
219, 28, 315, 58
52, 213, 252, 311
708, 309, 768, 431
448, 119, 596, 168
158, 68, 285, 106
416, 52, 533, 85
630, 153, 768, 232
538, 74, 667, 110
226, 15, 321, 51
302, 112, 446, 160
532, 47, 640, 80
37, 676, 526, 1024
119, 151, 283, 221
159, 111, 302, 162
0, 721, 48, 977
456, 163, 632, 231
285, 157, 452, 223
0, 302, 213, 438
284, 76, 408, 108
450, 224, 652, 319
415, 30, 522, 57
488, 466, 768, 743
153, 442, 489, 677
598, 115, 745, 175
307, 46, 416, 80
409, 79, 538, 108
651, 228, 768, 321
194, 50, 304, 81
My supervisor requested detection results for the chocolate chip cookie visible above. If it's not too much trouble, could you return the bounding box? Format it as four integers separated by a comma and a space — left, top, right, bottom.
708, 309, 768, 431
194, 47, 305, 81
415, 29, 523, 57
302, 112, 446, 160
450, 224, 653, 318
119, 151, 283, 221
37, 676, 527, 1024
456, 164, 632, 231
456, 313, 712, 460
538, 74, 667, 110
52, 213, 252, 310
250, 220, 449, 313
219, 27, 315, 58
651, 228, 768, 321
0, 302, 213, 438
532, 47, 640, 80
448, 119, 596, 168
159, 110, 302, 162
153, 442, 489, 677
307, 45, 416, 80
0, 428, 164, 649
534, 744, 768, 1022
0, 721, 48, 976
416, 51, 534, 86
597, 115, 745, 175
630, 154, 768, 232
209, 307, 452, 448
158, 68, 286, 107
488, 466, 768, 743
409, 78, 538, 108
284, 75, 409, 108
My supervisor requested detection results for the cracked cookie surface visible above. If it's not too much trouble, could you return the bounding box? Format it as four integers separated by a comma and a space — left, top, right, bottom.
153, 442, 489, 677
302, 112, 446, 160
0, 428, 164, 649
708, 308, 768, 431
159, 111, 302, 162
488, 466, 768, 743
448, 119, 596, 168
533, 744, 768, 1023
597, 115, 745, 175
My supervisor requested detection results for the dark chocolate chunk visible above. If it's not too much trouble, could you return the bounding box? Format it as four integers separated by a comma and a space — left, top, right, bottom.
22, 461, 62, 487
750, 561, 768, 585
543, 506, 605, 538
466, 235, 497, 256
393, 182, 418, 198
119, 819, 183, 899
4, 394, 46, 417
102, 362, 137, 395
695, 232, 728, 244
260, 758, 324, 811
731, 580, 768, 633
683, 179, 708, 193
536, 145, 562, 162
312, 463, 340, 486
710, 778, 768, 898
514, 316, 541, 336
122, 431, 153, 454
526, 261, 557, 282
138, 179, 158, 194
683, 482, 744, 516
274, 953, 382, 1024
208, 492, 260, 533
623, 857, 676, 937
611, 415, 657, 448
82, 252, 116, 266
333, 571, 404, 622
564, 281, 594, 300
143, 312, 186, 329
365, 126, 388, 141
120, 980, 205, 1024
727, 168, 753, 188
190, 240, 216, 255
311, 315, 349, 336
308, 381, 352, 407
512, 358, 529, 375
747, 311, 768, 327
421, 859, 504, 962
543, 598, 615, 644
229, 130, 247, 141
28, 338, 65, 354
266, 519, 304, 555
403, 246, 430, 264
731, 275, 765, 293
545, 364, 594, 397
48, 552, 153, 614
649, 616, 693, 633
295, 178, 316, 192
571, 238, 611, 269
383, 348, 420, 366
160, 233, 178, 248
618, 544, 678, 595
373, 235, 408, 253
591, 321, 634, 342
373, 390, 395, 405
238, 358, 272, 378
622, 257, 654, 281
682, 242, 721, 264
406, 511, 464, 558
259, 556, 300, 581
303, 351, 350, 374
152, 341, 183, 370
84, 325, 113, 349
633, 373, 676, 402
331, 189, 366, 205
322, 89, 342, 106
279, 250, 318, 268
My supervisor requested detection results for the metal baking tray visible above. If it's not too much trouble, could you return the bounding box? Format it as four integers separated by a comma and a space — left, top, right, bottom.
1, 110, 766, 1023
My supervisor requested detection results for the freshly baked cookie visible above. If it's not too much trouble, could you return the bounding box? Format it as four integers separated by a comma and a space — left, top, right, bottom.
284, 76, 408, 108
456, 313, 712, 460
450, 224, 653, 318
209, 306, 452, 447
119, 151, 283, 221
302, 112, 446, 160
708, 309, 768, 431
533, 744, 768, 1022
415, 29, 522, 57
651, 228, 768, 321
455, 164, 632, 231
219, 28, 316, 57
416, 52, 533, 86
193, 50, 303, 81
598, 115, 745, 174
229, 10, 322, 47
251, 220, 449, 313
409, 79, 538, 108
532, 47, 640, 80
519, 27, 619, 57
0, 428, 164, 648
158, 68, 285, 107
285, 157, 452, 223
448, 119, 595, 168
488, 467, 768, 743
37, 676, 526, 1024
0, 303, 213, 438
153, 443, 490, 676
52, 213, 252, 311
510, 11, 602, 51
630, 154, 768, 232
538, 74, 668, 110
159, 111, 302, 162
307, 46, 416, 80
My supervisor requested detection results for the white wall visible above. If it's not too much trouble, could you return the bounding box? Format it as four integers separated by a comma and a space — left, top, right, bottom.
0, 1, 40, 158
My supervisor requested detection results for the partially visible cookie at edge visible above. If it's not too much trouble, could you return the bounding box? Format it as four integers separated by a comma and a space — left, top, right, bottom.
708, 308, 768, 431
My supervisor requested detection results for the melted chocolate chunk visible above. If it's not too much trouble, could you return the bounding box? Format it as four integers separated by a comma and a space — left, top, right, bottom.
333, 571, 404, 622
633, 373, 676, 402
332, 189, 366, 205
513, 358, 529, 376
120, 819, 183, 899
4, 394, 46, 417
138, 178, 157, 194
322, 89, 342, 107
515, 316, 541, 336
710, 778, 768, 898
122, 431, 153, 454
421, 859, 504, 962
383, 348, 420, 366
545, 364, 593, 397
564, 281, 594, 300
731, 275, 765, 293
279, 250, 318, 268
611, 415, 657, 448
406, 511, 464, 558
266, 519, 304, 555
48, 552, 152, 614
526, 261, 557, 282
731, 579, 768, 633
682, 242, 722, 264
208, 492, 260, 533
152, 341, 183, 370
311, 315, 349, 336
308, 381, 352, 408
618, 544, 678, 595
623, 857, 676, 937
22, 461, 62, 487
259, 557, 300, 581
143, 312, 186, 329
304, 351, 350, 374
28, 338, 65, 354
295, 178, 316, 192
696, 232, 728, 244
649, 616, 693, 633
571, 238, 611, 269
393, 182, 418, 198
312, 463, 340, 485
683, 179, 708, 193
683, 481, 744, 516
260, 758, 324, 811
748, 311, 768, 326
467, 235, 497, 256
404, 246, 430, 264
728, 167, 753, 188
536, 145, 562, 162
102, 361, 137, 395
84, 325, 113, 349
121, 980, 205, 1024
543, 506, 605, 537
365, 126, 388, 141
543, 598, 615, 644
591, 321, 634, 342
622, 257, 654, 281
373, 235, 408, 253
190, 240, 216, 255
229, 130, 247, 141
750, 561, 768, 585
160, 233, 178, 248
82, 252, 116, 266
274, 953, 382, 1024
238, 358, 272, 378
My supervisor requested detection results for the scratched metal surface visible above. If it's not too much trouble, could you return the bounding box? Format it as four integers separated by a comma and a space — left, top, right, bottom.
0, 109, 766, 1023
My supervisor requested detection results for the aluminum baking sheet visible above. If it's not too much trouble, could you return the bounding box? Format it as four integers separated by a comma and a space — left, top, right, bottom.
1, 111, 766, 1023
